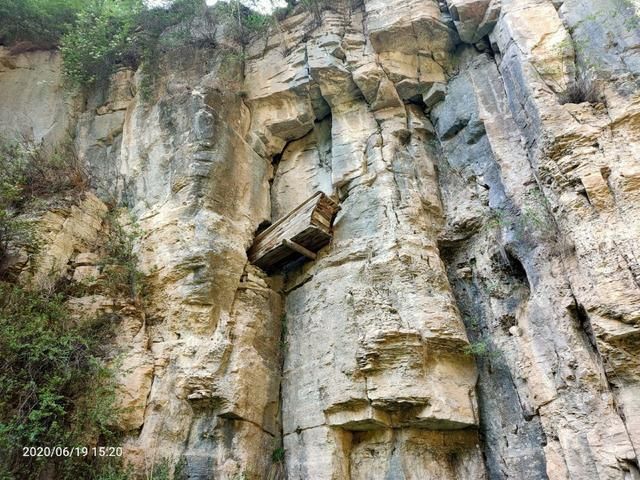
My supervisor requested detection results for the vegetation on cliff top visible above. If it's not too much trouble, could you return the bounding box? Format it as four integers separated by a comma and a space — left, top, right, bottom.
0, 0, 84, 51
0, 0, 328, 87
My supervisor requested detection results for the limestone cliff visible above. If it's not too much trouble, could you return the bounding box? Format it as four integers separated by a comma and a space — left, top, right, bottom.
1, 0, 640, 478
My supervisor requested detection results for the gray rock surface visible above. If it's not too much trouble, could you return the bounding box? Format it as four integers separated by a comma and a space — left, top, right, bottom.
1, 0, 640, 478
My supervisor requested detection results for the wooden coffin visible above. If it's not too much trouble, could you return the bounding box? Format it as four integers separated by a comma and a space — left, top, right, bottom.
248, 192, 341, 272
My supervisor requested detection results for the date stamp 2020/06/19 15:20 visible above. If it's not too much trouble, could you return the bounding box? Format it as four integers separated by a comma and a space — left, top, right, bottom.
22, 446, 123, 458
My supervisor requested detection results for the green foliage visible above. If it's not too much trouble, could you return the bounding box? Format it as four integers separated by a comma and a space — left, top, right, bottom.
519, 189, 555, 240
218, 47, 247, 82
0, 0, 84, 50
60, 0, 143, 87
0, 137, 88, 201
149, 458, 170, 480
215, 0, 273, 44
94, 462, 132, 480
0, 283, 124, 479
99, 210, 144, 299
2, 0, 305, 89
0, 143, 34, 267
60, 0, 208, 88
463, 340, 495, 358
485, 209, 508, 231
146, 457, 187, 480
132, 0, 208, 101
272, 447, 285, 463
0, 137, 88, 277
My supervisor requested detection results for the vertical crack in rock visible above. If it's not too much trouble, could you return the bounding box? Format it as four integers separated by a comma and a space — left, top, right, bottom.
3, 0, 640, 478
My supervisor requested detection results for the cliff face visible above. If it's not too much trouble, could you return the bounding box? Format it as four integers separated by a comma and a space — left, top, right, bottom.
1, 0, 640, 478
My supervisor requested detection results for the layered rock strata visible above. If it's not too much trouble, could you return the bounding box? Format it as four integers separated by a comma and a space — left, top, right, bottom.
1, 0, 639, 478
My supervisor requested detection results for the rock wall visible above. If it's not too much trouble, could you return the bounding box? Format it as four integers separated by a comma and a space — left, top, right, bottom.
2, 0, 640, 478
0, 47, 77, 145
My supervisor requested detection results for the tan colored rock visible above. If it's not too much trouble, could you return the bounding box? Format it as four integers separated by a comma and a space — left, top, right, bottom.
74, 252, 100, 266
19, 192, 108, 289
2, 0, 640, 478
579, 167, 615, 211
0, 47, 77, 144
114, 350, 154, 432
72, 265, 99, 283
96, 68, 135, 115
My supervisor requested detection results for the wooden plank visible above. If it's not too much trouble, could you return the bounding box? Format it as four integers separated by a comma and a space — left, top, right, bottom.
253, 226, 331, 271
248, 191, 341, 271
311, 211, 331, 228
249, 197, 319, 262
282, 239, 317, 260
252, 192, 322, 244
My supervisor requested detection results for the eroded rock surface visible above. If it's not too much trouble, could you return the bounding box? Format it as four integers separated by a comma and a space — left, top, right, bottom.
2, 0, 640, 478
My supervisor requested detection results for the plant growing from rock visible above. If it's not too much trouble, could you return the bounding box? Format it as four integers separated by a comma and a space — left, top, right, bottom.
0, 0, 84, 50
61, 0, 143, 87
0, 283, 126, 479
99, 210, 144, 300
463, 339, 500, 359
558, 74, 603, 105
267, 446, 286, 480
0, 136, 89, 279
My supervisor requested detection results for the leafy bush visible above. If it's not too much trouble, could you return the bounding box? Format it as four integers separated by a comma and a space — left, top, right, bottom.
272, 447, 285, 463
60, 0, 143, 87
0, 143, 34, 268
134, 0, 209, 100
2, 0, 287, 89
0, 283, 124, 479
0, 137, 88, 278
99, 210, 144, 300
463, 340, 501, 359
214, 0, 273, 44
0, 0, 84, 50
463, 340, 490, 357
62, 0, 209, 89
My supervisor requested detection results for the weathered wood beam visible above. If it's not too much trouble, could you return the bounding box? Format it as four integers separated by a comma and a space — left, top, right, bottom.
248, 192, 340, 271
282, 239, 317, 260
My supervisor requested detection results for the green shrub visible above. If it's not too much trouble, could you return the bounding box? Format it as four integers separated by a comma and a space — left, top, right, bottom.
60, 0, 143, 87
0, 283, 124, 479
0, 142, 33, 268
272, 447, 285, 463
0, 137, 88, 200
99, 210, 144, 300
215, 0, 273, 44
463, 340, 490, 357
134, 0, 209, 101
463, 340, 501, 359
0, 137, 88, 278
2, 0, 283, 89
0, 135, 130, 478
0, 0, 84, 50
